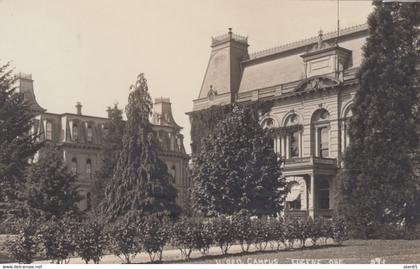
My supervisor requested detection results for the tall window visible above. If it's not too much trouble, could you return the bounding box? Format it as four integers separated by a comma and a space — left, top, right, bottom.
312, 109, 330, 158
86, 159, 92, 179
46, 121, 53, 140
87, 125, 93, 143
71, 158, 78, 174
319, 127, 330, 158
318, 179, 330, 209
73, 124, 78, 141
261, 118, 276, 150
285, 114, 301, 158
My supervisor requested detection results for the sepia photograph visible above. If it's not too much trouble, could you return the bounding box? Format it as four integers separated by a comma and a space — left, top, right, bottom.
0, 0, 419, 267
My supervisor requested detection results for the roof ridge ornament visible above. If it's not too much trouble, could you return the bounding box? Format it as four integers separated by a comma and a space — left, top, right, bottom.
317, 29, 324, 49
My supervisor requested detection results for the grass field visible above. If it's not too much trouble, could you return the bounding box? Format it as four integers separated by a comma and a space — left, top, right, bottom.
187, 240, 420, 264
2, 239, 420, 264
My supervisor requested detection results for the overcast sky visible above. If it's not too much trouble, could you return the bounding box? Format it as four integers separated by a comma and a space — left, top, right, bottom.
0, 0, 374, 153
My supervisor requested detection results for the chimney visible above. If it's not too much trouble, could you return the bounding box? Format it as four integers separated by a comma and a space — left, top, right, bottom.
197, 28, 249, 103
15, 73, 45, 112
75, 102, 82, 115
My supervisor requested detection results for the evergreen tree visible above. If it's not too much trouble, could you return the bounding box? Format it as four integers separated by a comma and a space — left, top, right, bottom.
0, 63, 41, 208
93, 104, 125, 208
26, 146, 81, 219
337, 1, 419, 238
101, 74, 180, 220
192, 104, 286, 216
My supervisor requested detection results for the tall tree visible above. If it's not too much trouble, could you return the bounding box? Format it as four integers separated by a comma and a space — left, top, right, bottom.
337, 1, 419, 238
0, 63, 41, 207
192, 104, 286, 216
101, 74, 180, 220
93, 104, 125, 208
25, 146, 82, 219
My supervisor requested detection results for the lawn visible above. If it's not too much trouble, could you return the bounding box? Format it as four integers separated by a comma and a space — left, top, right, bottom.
187, 240, 420, 264
2, 239, 420, 264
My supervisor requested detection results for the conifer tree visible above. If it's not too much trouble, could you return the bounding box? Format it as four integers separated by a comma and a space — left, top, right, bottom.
0, 63, 41, 207
337, 1, 419, 238
26, 146, 81, 219
192, 104, 286, 216
93, 104, 125, 208
101, 74, 180, 220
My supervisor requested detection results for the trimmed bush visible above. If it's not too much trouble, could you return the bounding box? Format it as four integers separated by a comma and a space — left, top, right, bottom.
232, 210, 254, 252
267, 218, 286, 251
143, 216, 170, 262
194, 222, 214, 256
38, 217, 78, 264
332, 217, 348, 244
211, 216, 235, 255
75, 218, 107, 264
252, 218, 270, 251
107, 216, 143, 264
6, 219, 39, 264
171, 217, 198, 260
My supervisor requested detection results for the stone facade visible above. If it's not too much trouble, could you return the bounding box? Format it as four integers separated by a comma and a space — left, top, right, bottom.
189, 25, 370, 219
17, 74, 190, 210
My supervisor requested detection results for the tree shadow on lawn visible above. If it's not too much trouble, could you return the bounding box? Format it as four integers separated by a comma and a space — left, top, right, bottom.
140, 244, 347, 264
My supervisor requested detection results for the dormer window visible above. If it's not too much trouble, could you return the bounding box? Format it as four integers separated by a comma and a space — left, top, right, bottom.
301, 30, 351, 80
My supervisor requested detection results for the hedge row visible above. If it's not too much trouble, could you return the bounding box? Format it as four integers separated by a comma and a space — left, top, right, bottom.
6, 212, 347, 264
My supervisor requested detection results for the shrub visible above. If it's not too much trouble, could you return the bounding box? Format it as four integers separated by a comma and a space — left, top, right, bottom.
143, 216, 170, 262
6, 219, 39, 264
171, 217, 198, 260
194, 222, 214, 256
107, 216, 143, 264
332, 217, 348, 245
307, 218, 323, 247
284, 221, 298, 249
75, 218, 107, 264
38, 217, 78, 264
232, 210, 254, 252
210, 215, 235, 255
267, 217, 286, 251
253, 218, 270, 251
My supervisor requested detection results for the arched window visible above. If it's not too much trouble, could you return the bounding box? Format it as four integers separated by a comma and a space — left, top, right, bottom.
71, 157, 78, 174
312, 109, 330, 158
261, 118, 274, 129
46, 121, 53, 140
86, 159, 92, 179
318, 179, 330, 209
261, 118, 276, 152
285, 114, 301, 158
286, 182, 301, 210
87, 125, 93, 143
72, 124, 79, 141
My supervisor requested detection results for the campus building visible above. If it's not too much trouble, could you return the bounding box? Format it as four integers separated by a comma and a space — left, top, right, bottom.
17, 73, 190, 210
189, 25, 370, 219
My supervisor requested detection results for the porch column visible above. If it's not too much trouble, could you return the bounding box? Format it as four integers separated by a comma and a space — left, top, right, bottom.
299, 131, 303, 157
308, 173, 315, 218
314, 127, 319, 157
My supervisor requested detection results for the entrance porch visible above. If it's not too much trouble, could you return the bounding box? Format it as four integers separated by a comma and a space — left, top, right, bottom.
282, 156, 337, 220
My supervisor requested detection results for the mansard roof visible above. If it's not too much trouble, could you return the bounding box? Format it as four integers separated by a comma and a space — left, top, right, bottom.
238, 24, 368, 94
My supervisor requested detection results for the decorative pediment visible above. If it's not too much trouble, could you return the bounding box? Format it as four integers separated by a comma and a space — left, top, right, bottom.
294, 76, 340, 92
